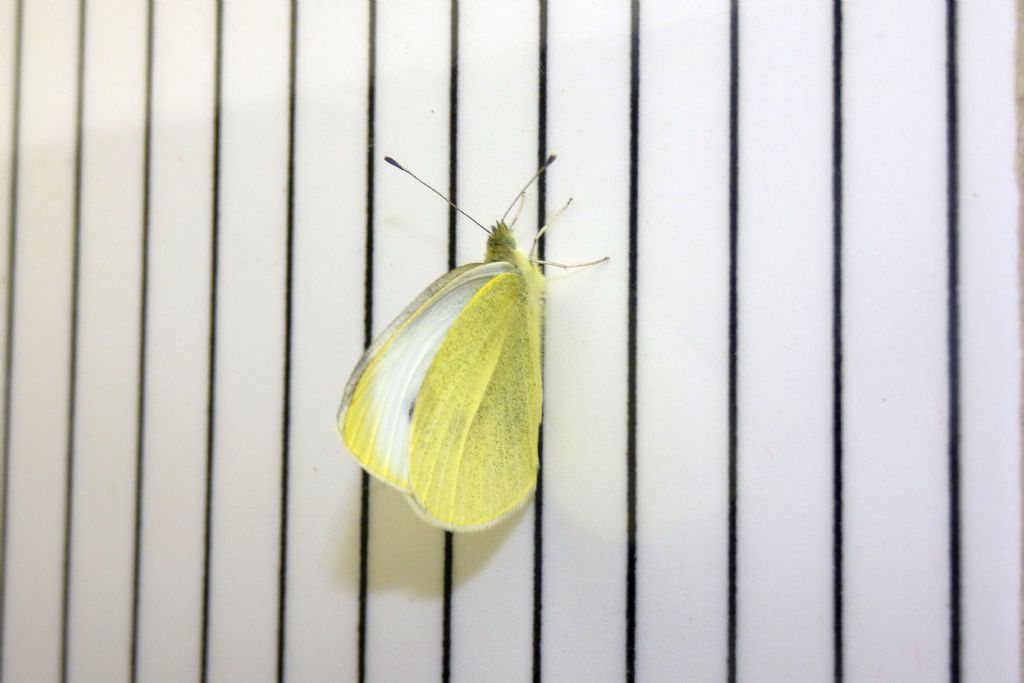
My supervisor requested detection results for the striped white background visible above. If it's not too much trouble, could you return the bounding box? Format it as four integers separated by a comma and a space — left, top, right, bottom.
0, 1, 1018, 681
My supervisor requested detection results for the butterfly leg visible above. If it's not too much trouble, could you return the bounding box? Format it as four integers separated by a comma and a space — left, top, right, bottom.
530, 198, 574, 262
533, 256, 609, 270
507, 191, 527, 229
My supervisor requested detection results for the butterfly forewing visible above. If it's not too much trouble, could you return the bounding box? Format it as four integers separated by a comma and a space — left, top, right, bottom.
339, 261, 515, 489
408, 271, 543, 530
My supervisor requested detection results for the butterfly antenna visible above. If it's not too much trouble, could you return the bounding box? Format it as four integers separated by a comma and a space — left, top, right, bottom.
500, 153, 558, 224
384, 156, 491, 235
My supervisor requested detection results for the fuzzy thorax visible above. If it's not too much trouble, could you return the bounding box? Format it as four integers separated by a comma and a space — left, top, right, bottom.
484, 222, 545, 302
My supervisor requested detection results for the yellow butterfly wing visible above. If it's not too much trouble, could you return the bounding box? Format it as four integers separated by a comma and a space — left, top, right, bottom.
408, 271, 543, 530
339, 261, 515, 490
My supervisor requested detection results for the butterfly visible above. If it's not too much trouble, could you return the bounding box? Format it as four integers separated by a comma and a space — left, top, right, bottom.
337, 155, 604, 531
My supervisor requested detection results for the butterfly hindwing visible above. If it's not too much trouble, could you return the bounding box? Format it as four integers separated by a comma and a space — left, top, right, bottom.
408, 271, 543, 530
339, 261, 515, 489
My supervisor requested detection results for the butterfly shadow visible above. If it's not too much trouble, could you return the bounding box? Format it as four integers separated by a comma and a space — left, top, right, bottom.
332, 478, 524, 598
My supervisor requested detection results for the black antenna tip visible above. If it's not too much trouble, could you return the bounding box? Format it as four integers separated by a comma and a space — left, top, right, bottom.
384, 156, 402, 169
545, 153, 557, 166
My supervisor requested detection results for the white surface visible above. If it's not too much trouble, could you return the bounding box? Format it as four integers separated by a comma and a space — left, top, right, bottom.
845, 5, 951, 681
638, 2, 730, 679
286, 0, 367, 679
960, 2, 1020, 681
543, 2, 632, 681
737, 3, 834, 680
3, 4, 79, 681
67, 3, 146, 681
206, 4, 292, 681
135, 4, 216, 680
0, 1, 1018, 681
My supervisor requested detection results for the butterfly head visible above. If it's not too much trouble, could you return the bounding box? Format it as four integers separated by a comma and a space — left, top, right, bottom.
485, 222, 519, 263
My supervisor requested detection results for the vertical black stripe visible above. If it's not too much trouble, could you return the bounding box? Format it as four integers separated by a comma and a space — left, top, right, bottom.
944, 0, 961, 680
357, 1, 377, 679
129, 2, 156, 680
446, 0, 459, 272
441, 533, 454, 683
199, 3, 224, 680
441, 3, 459, 682
624, 1, 640, 681
531, 1, 548, 680
357, 483, 371, 683
830, 1, 844, 682
61, 3, 88, 679
0, 0, 24, 669
726, 1, 740, 681
277, 2, 299, 681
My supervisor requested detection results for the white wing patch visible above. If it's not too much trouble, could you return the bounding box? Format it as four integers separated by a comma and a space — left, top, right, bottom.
339, 261, 515, 489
